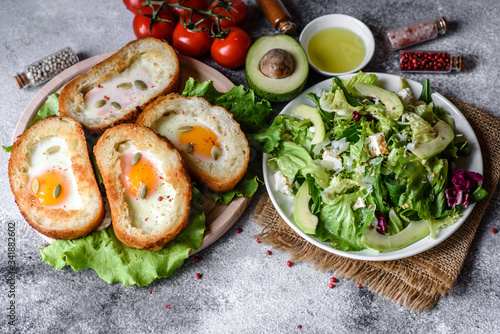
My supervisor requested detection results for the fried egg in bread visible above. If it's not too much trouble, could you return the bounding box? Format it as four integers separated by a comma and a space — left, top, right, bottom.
137, 93, 250, 193
94, 123, 191, 251
8, 116, 104, 239
59, 37, 180, 134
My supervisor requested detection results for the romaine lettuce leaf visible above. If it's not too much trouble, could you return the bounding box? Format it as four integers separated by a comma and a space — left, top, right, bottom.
317, 194, 364, 251
182, 78, 273, 133
40, 203, 206, 286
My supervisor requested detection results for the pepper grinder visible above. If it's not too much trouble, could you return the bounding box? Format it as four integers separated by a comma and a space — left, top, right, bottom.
255, 0, 296, 35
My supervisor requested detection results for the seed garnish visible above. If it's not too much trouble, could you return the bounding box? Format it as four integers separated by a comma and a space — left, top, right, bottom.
186, 143, 194, 153
135, 80, 147, 91
32, 179, 39, 194
117, 82, 132, 90
132, 152, 142, 165
140, 184, 148, 199
94, 99, 106, 108
45, 146, 60, 155
53, 184, 62, 199
111, 102, 121, 111
211, 145, 221, 161
178, 126, 193, 132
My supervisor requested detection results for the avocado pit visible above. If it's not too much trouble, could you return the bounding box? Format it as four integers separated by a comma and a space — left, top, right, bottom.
259, 48, 295, 79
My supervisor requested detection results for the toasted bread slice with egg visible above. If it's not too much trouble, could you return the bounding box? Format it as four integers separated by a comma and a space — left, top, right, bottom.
137, 94, 250, 193
8, 116, 104, 240
94, 124, 192, 251
59, 37, 180, 134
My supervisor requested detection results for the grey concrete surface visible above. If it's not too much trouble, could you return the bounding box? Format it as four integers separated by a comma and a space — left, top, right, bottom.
1, 0, 499, 333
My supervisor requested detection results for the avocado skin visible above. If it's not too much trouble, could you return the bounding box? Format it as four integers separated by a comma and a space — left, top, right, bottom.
246, 71, 308, 103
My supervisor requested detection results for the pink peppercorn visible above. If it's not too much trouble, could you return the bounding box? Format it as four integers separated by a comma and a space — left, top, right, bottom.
236, 228, 242, 234
195, 273, 201, 279
356, 283, 363, 289
266, 250, 272, 255
328, 283, 335, 289
287, 261, 293, 267
492, 228, 498, 234
297, 325, 302, 329
331, 277, 337, 283
400, 50, 463, 73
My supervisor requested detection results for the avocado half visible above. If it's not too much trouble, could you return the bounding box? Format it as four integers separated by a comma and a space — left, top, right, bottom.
246, 35, 309, 102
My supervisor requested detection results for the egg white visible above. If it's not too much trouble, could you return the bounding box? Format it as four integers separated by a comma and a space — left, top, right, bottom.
27, 137, 83, 210
83, 61, 153, 120
120, 145, 178, 235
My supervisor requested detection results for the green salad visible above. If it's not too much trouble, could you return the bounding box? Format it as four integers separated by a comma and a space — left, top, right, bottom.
257, 72, 487, 252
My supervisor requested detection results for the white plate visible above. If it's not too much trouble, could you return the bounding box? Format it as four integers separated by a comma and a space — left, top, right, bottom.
263, 73, 483, 261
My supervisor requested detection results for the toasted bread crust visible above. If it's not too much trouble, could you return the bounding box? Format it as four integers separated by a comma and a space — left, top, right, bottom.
59, 37, 180, 134
8, 116, 104, 240
137, 93, 250, 193
94, 124, 192, 251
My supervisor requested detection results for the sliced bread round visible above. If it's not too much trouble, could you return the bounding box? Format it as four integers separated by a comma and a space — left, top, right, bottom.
94, 123, 191, 251
59, 37, 180, 134
137, 93, 250, 193
8, 116, 104, 239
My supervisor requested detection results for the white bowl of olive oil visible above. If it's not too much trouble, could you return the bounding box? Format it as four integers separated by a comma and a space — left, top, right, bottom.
300, 14, 375, 76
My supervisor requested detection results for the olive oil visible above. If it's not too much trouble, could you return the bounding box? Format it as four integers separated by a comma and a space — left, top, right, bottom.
308, 27, 366, 73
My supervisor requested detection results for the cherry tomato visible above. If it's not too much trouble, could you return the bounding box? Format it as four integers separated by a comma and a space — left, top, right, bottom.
172, 15, 213, 57
210, 0, 247, 28
210, 26, 251, 68
168, 0, 208, 18
133, 6, 178, 42
123, 0, 146, 15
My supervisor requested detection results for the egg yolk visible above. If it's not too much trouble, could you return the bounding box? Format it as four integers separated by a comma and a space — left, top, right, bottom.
31, 171, 68, 206
178, 125, 220, 159
121, 153, 158, 199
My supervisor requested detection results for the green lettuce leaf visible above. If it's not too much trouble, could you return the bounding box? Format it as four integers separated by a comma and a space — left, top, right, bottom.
320, 89, 362, 119
182, 78, 272, 133
408, 112, 436, 144
30, 93, 60, 126
40, 202, 206, 286
3, 93, 60, 153
273, 141, 312, 181
332, 71, 378, 97
418, 79, 435, 104
209, 175, 260, 204
317, 194, 364, 251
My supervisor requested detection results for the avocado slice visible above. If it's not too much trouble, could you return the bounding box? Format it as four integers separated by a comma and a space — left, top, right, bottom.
399, 76, 411, 90
291, 104, 326, 144
361, 220, 430, 251
246, 35, 309, 102
293, 182, 318, 235
410, 120, 454, 160
354, 82, 404, 119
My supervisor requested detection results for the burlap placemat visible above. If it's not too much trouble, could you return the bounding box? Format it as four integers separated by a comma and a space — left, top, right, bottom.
253, 97, 500, 311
